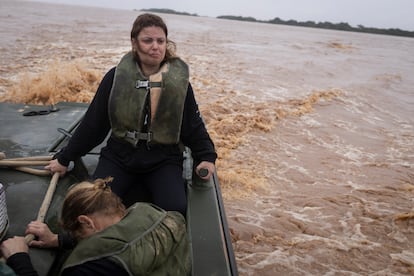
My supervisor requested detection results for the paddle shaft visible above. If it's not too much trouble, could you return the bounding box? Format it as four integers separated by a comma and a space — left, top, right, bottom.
25, 172, 60, 244
5, 156, 53, 161
0, 154, 52, 175
0, 160, 50, 167
14, 167, 50, 176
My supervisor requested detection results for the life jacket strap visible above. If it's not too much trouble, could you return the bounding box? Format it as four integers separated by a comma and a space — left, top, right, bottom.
125, 130, 153, 145
135, 80, 162, 90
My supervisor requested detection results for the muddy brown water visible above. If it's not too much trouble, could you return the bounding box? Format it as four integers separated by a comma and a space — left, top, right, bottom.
1, 1, 413, 275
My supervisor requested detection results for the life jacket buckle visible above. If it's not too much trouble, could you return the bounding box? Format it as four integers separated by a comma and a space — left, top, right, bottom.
135, 80, 162, 90
125, 131, 153, 146
136, 80, 149, 90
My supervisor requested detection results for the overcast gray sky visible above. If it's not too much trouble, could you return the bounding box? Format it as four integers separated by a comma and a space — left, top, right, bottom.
29, 0, 414, 31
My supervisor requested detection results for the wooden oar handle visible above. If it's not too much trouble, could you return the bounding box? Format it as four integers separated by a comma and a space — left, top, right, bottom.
14, 167, 51, 176
24, 172, 60, 244
0, 160, 50, 167
37, 173, 59, 222
25, 234, 35, 244
6, 156, 53, 161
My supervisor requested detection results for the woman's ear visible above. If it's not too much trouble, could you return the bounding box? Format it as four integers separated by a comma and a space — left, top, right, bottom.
78, 215, 95, 230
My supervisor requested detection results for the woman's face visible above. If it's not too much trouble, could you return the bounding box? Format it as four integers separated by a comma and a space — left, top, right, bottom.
132, 26, 167, 71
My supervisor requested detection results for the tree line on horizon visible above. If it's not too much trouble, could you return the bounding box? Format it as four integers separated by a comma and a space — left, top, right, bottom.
141, 8, 414, 38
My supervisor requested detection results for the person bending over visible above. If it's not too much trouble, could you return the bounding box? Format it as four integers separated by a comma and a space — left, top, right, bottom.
0, 178, 191, 276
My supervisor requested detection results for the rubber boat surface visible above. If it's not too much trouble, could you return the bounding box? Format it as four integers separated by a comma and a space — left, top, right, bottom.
0, 102, 238, 276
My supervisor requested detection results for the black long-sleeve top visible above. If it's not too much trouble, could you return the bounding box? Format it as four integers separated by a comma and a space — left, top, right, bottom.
57, 67, 217, 170
7, 252, 128, 276
7, 253, 38, 276
6, 232, 127, 276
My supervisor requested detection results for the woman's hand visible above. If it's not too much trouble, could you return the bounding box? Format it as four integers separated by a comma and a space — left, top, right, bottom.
196, 161, 216, 180
0, 236, 28, 259
26, 221, 59, 248
45, 159, 67, 177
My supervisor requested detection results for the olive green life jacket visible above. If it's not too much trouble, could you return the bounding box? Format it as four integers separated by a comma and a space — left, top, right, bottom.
108, 51, 189, 147
60, 203, 191, 276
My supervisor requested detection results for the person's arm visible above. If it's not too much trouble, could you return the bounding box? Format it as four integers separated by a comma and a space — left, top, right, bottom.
180, 83, 217, 178
26, 221, 76, 250
7, 253, 38, 276
55, 67, 116, 167
1, 237, 38, 276
57, 232, 77, 250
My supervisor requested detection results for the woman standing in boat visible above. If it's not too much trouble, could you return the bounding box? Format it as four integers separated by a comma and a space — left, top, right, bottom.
46, 13, 217, 215
0, 178, 191, 275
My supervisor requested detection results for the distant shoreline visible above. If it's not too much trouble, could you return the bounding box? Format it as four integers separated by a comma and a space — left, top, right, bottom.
142, 8, 414, 38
